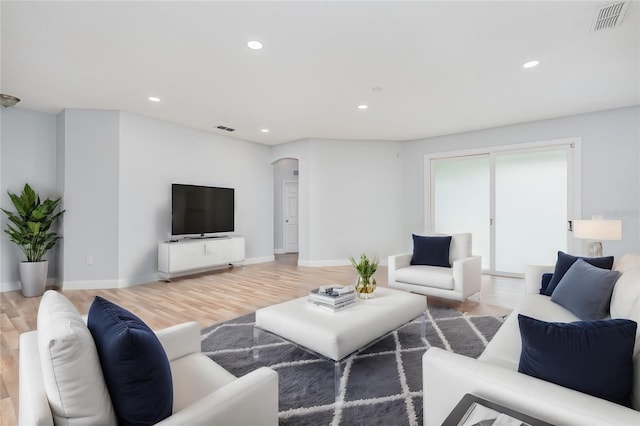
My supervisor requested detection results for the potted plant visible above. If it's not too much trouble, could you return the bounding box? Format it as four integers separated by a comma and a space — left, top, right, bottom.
2, 183, 64, 297
349, 253, 379, 299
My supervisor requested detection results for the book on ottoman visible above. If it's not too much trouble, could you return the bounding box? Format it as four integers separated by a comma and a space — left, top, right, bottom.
308, 286, 355, 305
308, 286, 355, 312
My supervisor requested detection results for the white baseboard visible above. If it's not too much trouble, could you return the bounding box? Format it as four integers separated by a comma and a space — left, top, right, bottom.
297, 259, 389, 267
244, 255, 275, 265
1, 278, 59, 293
0, 281, 21, 292
117, 273, 161, 288
274, 248, 286, 254
298, 259, 351, 267
61, 279, 120, 290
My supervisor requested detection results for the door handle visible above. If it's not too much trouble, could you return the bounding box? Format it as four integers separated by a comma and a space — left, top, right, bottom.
285, 220, 289, 223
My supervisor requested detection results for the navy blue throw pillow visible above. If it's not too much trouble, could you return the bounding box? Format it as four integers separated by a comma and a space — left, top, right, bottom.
543, 251, 614, 296
88, 296, 173, 426
518, 314, 636, 407
539, 273, 553, 295
410, 234, 452, 267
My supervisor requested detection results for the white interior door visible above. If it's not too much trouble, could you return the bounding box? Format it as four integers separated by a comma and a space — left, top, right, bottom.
283, 181, 299, 253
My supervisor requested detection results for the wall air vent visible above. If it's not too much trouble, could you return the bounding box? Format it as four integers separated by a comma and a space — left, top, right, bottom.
216, 125, 236, 132
591, 2, 629, 31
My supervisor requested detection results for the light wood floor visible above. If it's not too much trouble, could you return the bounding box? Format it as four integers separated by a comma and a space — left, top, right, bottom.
0, 254, 522, 425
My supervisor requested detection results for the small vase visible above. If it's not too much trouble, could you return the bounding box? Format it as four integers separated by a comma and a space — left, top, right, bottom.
355, 275, 376, 299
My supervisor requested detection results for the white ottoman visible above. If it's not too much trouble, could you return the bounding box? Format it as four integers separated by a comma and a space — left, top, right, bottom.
255, 287, 427, 361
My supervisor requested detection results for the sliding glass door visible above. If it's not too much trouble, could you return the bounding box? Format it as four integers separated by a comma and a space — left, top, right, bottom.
432, 155, 491, 270
430, 143, 574, 276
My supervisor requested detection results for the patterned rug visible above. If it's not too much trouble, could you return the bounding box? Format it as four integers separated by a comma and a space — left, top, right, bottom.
200, 305, 504, 426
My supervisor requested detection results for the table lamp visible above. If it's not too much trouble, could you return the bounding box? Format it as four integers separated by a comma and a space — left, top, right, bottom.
572, 219, 622, 257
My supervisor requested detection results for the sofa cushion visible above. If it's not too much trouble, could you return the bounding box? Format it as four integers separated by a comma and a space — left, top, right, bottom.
543, 251, 614, 296
395, 265, 455, 290
550, 258, 620, 320
170, 353, 236, 412
37, 290, 117, 426
411, 234, 452, 267
479, 294, 580, 371
449, 233, 472, 262
88, 296, 173, 426
518, 314, 636, 407
611, 255, 640, 319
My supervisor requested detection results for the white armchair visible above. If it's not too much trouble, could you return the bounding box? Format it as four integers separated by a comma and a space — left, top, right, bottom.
388, 233, 481, 301
19, 293, 279, 426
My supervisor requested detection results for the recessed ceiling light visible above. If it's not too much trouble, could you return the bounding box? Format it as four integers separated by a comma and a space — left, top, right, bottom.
148, 96, 160, 102
247, 40, 263, 50
522, 60, 540, 69
357, 104, 369, 110
261, 129, 270, 133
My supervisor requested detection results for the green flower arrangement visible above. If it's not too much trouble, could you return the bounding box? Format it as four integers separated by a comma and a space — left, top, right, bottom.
349, 253, 379, 278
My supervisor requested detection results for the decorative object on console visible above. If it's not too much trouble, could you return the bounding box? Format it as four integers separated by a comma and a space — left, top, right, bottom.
541, 250, 614, 296
349, 253, 379, 299
573, 218, 622, 257
518, 314, 636, 407
1, 183, 64, 297
88, 296, 173, 426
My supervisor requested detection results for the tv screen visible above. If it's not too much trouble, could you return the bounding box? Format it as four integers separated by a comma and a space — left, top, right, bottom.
172, 184, 234, 236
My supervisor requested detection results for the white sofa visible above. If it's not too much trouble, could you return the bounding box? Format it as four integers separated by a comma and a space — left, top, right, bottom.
423, 254, 640, 425
19, 291, 279, 426
388, 233, 481, 301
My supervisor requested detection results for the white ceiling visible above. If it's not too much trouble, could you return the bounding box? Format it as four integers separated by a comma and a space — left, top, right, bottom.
1, 1, 638, 145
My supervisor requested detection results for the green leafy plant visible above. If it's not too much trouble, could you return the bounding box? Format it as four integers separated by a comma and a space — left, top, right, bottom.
349, 253, 379, 278
1, 183, 64, 262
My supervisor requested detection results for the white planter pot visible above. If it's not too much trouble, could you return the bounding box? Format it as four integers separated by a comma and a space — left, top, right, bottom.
19, 260, 48, 298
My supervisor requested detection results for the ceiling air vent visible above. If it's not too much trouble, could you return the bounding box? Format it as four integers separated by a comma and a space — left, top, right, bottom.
216, 125, 236, 132
591, 2, 629, 31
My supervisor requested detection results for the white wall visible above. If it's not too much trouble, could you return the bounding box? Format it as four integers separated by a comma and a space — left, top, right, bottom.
1, 108, 59, 291
117, 112, 275, 285
273, 158, 298, 253
402, 106, 640, 259
59, 109, 120, 287
272, 138, 405, 266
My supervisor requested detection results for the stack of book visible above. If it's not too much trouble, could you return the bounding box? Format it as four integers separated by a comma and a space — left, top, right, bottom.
307, 285, 356, 312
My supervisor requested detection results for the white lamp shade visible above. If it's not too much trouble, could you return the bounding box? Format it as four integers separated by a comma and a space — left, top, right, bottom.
573, 219, 622, 240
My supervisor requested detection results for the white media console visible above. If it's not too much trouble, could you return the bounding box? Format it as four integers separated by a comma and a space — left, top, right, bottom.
158, 236, 245, 281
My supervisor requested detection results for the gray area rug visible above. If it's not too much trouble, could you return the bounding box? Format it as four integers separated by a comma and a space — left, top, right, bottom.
200, 304, 504, 426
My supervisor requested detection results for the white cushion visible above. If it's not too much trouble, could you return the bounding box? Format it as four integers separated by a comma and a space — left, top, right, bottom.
611, 255, 640, 321
449, 233, 472, 262
395, 265, 454, 290
170, 353, 236, 412
37, 290, 117, 426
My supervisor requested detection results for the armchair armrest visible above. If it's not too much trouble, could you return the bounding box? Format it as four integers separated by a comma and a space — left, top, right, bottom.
423, 347, 639, 426
155, 322, 201, 361
19, 331, 54, 426
155, 367, 278, 426
452, 256, 481, 298
523, 265, 554, 294
388, 252, 412, 285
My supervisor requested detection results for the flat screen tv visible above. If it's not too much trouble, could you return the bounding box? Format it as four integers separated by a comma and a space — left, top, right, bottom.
172, 184, 234, 236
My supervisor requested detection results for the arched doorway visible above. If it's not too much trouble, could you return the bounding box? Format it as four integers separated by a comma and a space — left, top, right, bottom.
273, 158, 299, 254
